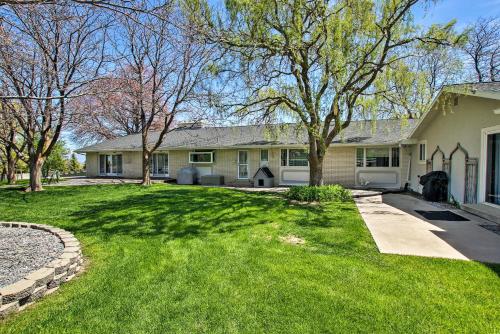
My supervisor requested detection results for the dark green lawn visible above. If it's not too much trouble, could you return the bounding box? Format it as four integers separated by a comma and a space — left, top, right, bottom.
0, 184, 498, 333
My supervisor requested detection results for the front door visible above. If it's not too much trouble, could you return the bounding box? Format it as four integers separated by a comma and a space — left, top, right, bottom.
486, 133, 500, 205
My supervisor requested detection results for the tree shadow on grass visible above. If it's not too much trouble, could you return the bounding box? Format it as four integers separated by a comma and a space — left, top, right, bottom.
484, 263, 500, 278
68, 187, 330, 241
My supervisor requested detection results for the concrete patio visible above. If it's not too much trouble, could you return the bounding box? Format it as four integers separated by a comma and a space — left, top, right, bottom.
355, 193, 500, 263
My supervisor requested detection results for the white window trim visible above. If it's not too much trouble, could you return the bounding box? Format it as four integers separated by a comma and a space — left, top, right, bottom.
150, 152, 169, 177
418, 140, 427, 164
355, 147, 400, 168
99, 153, 123, 176
237, 150, 249, 179
281, 148, 309, 167
189, 151, 214, 164
479, 125, 500, 204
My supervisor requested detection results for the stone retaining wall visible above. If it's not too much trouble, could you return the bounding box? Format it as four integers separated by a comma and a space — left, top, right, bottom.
0, 222, 83, 319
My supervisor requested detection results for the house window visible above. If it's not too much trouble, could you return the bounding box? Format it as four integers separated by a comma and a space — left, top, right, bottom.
260, 149, 269, 165
356, 147, 400, 168
356, 148, 364, 167
281, 149, 288, 166
391, 147, 400, 167
281, 149, 308, 167
189, 151, 213, 163
238, 150, 249, 179
289, 149, 309, 166
151, 153, 169, 176
366, 148, 390, 167
99, 154, 122, 176
419, 142, 427, 162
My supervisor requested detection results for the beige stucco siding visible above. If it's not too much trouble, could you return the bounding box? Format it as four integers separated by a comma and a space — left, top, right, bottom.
409, 95, 500, 200
122, 151, 142, 178
323, 147, 356, 186
84, 145, 406, 187
84, 146, 371, 186
400, 146, 412, 186
85, 152, 99, 177
168, 149, 259, 185
168, 150, 189, 178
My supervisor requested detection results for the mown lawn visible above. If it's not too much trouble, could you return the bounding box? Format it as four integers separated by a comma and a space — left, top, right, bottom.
0, 184, 498, 333
0, 179, 29, 187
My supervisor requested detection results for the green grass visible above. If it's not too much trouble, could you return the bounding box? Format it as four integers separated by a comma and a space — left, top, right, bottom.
0, 179, 29, 187
0, 184, 498, 333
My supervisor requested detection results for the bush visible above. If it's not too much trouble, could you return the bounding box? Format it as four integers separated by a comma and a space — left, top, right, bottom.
286, 184, 352, 202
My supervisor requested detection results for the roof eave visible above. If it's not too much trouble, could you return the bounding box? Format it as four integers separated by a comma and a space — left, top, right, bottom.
77, 141, 404, 153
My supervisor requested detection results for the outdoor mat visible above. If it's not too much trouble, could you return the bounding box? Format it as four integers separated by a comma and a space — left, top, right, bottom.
415, 210, 470, 221
480, 224, 500, 236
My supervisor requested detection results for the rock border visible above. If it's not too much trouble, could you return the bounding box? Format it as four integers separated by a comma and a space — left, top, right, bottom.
0, 222, 83, 319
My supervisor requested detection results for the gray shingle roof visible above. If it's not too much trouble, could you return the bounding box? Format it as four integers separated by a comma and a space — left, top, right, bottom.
445, 81, 500, 96
75, 119, 417, 153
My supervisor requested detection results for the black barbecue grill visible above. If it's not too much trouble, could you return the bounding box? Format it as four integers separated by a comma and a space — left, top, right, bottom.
419, 171, 448, 202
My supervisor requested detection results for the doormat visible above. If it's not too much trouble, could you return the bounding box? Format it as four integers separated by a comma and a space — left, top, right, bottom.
480, 224, 500, 236
415, 210, 470, 221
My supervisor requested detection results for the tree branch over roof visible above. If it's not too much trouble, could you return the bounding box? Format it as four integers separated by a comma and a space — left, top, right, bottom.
187, 0, 461, 185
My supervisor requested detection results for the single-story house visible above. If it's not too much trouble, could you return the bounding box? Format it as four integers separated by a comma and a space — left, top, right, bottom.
76, 119, 416, 189
76, 82, 500, 218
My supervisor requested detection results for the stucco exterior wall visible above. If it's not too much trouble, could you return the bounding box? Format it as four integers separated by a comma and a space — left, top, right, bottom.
168, 149, 259, 185
85, 152, 99, 177
400, 146, 412, 186
84, 145, 395, 187
409, 95, 500, 201
169, 150, 189, 178
122, 151, 142, 178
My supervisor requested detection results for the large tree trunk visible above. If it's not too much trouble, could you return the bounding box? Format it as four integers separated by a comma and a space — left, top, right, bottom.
308, 137, 325, 186
142, 150, 151, 186
6, 157, 16, 185
28, 155, 44, 192
309, 157, 324, 186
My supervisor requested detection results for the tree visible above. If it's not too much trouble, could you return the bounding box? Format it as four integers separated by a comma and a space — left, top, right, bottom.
67, 153, 83, 173
190, 0, 459, 185
68, 68, 165, 145
117, 3, 214, 185
462, 17, 499, 82
42, 141, 69, 178
0, 98, 26, 184
0, 4, 108, 191
376, 45, 463, 119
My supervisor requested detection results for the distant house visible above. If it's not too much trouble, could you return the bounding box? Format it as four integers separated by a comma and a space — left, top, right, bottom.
76, 82, 500, 215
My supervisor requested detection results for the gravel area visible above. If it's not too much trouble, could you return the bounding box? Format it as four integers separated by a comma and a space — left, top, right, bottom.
0, 226, 64, 288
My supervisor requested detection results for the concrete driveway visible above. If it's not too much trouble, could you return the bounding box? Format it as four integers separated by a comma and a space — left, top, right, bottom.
355, 193, 500, 263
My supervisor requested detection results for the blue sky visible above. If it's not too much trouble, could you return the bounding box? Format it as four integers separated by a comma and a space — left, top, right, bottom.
69, 0, 500, 158
414, 0, 500, 27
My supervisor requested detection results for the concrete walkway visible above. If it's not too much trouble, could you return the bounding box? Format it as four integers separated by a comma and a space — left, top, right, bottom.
355, 193, 500, 263
45, 177, 166, 187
